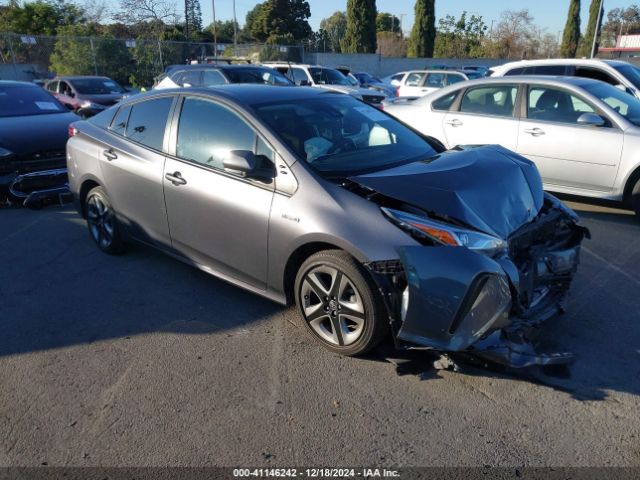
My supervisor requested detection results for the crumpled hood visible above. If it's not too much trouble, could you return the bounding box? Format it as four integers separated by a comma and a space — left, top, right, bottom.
348, 145, 544, 239
81, 93, 123, 106
318, 85, 368, 98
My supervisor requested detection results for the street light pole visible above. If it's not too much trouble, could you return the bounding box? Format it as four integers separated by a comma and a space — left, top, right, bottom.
591, 0, 605, 58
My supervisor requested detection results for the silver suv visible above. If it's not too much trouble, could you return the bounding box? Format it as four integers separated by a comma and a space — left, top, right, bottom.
66, 85, 586, 367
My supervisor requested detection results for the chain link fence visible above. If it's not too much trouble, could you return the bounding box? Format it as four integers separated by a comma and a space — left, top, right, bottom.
0, 32, 305, 87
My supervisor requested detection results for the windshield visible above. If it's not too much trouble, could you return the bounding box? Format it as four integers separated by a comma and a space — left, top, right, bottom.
464, 71, 483, 80
71, 78, 126, 94
359, 73, 381, 83
0, 84, 67, 117
612, 63, 640, 91
308, 68, 351, 86
225, 68, 293, 85
583, 81, 640, 126
253, 95, 438, 176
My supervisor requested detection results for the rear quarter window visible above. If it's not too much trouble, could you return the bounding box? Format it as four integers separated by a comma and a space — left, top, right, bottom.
432, 91, 458, 111
124, 97, 173, 151
88, 107, 117, 129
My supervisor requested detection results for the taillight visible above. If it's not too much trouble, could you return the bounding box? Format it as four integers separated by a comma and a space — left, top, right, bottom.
68, 125, 78, 137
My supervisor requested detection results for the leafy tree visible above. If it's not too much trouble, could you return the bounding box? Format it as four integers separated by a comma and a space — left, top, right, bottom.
184, 0, 202, 39
560, 0, 580, 57
49, 24, 132, 84
248, 0, 311, 42
376, 12, 400, 33
434, 11, 487, 58
319, 11, 347, 52
206, 20, 239, 44
342, 0, 377, 53
0, 0, 85, 35
578, 0, 604, 58
600, 6, 640, 47
407, 0, 435, 57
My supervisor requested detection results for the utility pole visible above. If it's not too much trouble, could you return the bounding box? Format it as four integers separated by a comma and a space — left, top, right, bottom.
398, 13, 406, 37
212, 0, 217, 57
591, 0, 604, 58
233, 0, 237, 53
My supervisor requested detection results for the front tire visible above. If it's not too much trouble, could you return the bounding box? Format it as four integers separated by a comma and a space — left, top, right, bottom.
294, 250, 388, 356
85, 186, 124, 254
631, 178, 640, 219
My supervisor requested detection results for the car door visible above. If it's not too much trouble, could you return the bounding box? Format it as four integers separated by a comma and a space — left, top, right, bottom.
516, 84, 623, 192
57, 81, 79, 110
442, 84, 520, 150
163, 95, 275, 289
418, 72, 446, 96
399, 72, 427, 97
98, 96, 174, 247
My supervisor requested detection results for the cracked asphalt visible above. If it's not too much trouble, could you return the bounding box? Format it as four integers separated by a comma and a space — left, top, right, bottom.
0, 199, 639, 468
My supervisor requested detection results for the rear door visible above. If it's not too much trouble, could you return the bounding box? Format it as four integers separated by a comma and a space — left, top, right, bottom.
163, 95, 275, 289
98, 96, 174, 246
516, 84, 622, 192
398, 72, 427, 97
442, 84, 520, 150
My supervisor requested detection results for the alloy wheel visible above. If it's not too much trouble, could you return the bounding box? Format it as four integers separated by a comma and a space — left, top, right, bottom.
300, 265, 366, 346
87, 194, 115, 249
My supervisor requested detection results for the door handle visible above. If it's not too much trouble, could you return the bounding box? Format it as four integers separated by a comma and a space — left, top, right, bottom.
165, 171, 187, 186
446, 119, 463, 127
103, 149, 117, 161
524, 128, 545, 136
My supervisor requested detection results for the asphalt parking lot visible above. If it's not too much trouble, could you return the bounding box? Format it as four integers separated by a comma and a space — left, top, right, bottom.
0, 198, 639, 468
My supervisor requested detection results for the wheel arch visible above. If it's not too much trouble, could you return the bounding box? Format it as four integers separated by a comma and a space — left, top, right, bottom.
78, 178, 102, 218
282, 240, 367, 305
623, 164, 640, 204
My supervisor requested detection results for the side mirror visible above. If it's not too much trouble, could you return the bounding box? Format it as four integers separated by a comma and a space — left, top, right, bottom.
577, 113, 606, 127
223, 150, 257, 176
68, 91, 75, 98
182, 82, 192, 88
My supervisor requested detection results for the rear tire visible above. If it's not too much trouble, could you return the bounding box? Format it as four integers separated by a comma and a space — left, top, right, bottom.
85, 186, 124, 254
294, 250, 388, 356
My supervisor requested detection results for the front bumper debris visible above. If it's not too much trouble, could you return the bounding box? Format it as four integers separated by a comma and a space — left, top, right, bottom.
372, 203, 587, 369
6, 168, 72, 209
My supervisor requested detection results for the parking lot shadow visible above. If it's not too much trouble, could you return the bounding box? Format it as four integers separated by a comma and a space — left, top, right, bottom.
0, 206, 281, 360
1, 206, 639, 403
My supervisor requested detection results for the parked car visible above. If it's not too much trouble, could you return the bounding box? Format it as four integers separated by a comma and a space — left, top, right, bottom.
461, 65, 492, 77
334, 67, 397, 98
263, 63, 387, 108
384, 76, 640, 217
154, 64, 294, 90
45, 76, 126, 118
67, 85, 586, 367
381, 71, 408, 87
0, 81, 78, 180
395, 70, 480, 97
491, 59, 640, 99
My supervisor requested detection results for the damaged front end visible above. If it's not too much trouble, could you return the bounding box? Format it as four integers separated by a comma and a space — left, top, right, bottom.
366, 196, 588, 369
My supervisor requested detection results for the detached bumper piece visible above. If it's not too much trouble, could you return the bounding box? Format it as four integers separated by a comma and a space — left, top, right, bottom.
394, 204, 587, 369
8, 168, 72, 209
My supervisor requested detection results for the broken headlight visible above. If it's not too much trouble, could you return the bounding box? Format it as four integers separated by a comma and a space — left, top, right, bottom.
382, 207, 507, 257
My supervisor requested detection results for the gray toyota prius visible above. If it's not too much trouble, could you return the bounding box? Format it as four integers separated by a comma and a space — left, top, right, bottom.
66, 85, 587, 367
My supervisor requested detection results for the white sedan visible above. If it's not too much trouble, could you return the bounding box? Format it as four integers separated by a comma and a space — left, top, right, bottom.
384, 76, 640, 217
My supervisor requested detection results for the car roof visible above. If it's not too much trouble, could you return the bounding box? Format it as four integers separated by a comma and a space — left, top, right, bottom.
167, 64, 273, 74
492, 58, 630, 72
449, 75, 608, 87
53, 75, 113, 81
120, 84, 342, 107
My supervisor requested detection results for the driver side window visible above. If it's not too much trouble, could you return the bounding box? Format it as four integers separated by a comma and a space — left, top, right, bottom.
176, 97, 273, 171
528, 86, 596, 124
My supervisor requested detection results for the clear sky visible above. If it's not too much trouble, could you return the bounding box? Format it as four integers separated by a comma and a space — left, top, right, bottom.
203, 0, 637, 36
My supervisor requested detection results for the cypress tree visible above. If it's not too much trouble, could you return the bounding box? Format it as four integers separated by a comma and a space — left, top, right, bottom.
560, 0, 581, 58
407, 0, 436, 58
342, 0, 377, 53
579, 0, 604, 57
